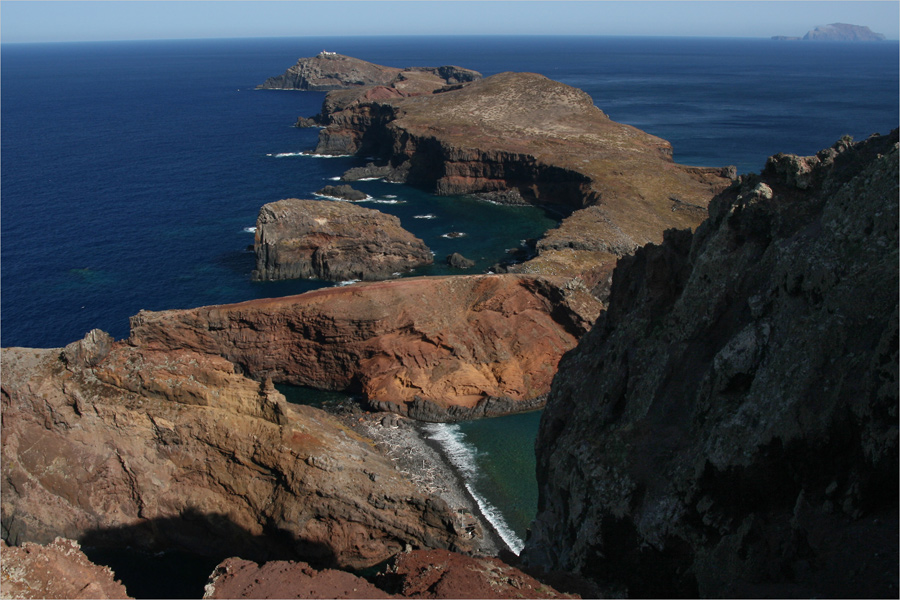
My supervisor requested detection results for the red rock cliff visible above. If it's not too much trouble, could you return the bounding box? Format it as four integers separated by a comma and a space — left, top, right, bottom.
127, 274, 601, 421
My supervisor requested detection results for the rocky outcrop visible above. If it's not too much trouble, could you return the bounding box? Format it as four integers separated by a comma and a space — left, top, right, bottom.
128, 274, 602, 419
0, 538, 131, 599
258, 52, 480, 92
1, 332, 478, 571
252, 198, 433, 282
445, 252, 474, 269
305, 70, 734, 291
203, 549, 578, 599
204, 556, 392, 599
315, 184, 368, 201
523, 131, 899, 597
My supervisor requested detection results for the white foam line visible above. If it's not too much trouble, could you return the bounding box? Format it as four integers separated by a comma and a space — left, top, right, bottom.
312, 193, 377, 203
266, 152, 353, 158
414, 214, 437, 219
422, 423, 525, 554
242, 226, 257, 233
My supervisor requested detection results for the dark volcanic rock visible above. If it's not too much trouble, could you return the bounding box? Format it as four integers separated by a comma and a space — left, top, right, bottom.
2, 334, 477, 570
252, 198, 433, 282
445, 252, 475, 269
523, 131, 899, 597
0, 538, 132, 599
126, 274, 602, 419
315, 184, 368, 201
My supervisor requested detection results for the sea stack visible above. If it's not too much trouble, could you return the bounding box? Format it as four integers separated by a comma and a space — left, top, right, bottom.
252, 198, 433, 282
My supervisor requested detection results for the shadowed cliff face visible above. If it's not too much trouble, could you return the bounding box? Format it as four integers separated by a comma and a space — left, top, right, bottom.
1, 334, 478, 570
523, 130, 899, 598
126, 274, 602, 421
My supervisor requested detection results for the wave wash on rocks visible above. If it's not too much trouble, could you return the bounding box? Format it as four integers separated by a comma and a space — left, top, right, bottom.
522, 130, 899, 597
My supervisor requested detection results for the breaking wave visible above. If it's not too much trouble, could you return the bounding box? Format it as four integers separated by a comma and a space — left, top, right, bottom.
265, 151, 352, 158
421, 423, 525, 554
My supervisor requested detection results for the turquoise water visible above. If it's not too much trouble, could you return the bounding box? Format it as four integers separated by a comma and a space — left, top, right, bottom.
422, 411, 543, 553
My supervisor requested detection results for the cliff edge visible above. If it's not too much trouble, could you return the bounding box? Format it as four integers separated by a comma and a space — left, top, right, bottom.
523, 130, 899, 597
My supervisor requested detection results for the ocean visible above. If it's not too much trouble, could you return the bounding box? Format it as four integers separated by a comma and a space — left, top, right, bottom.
2, 34, 897, 593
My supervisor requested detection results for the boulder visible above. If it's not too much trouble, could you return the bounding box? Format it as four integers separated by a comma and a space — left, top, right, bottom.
523, 131, 899, 597
127, 274, 602, 419
252, 198, 433, 282
445, 252, 475, 269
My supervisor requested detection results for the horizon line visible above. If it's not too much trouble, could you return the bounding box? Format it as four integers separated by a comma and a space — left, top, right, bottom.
4, 32, 899, 45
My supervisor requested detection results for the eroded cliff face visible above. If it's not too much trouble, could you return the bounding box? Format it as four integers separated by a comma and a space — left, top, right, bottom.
127, 274, 602, 420
307, 71, 734, 294
1, 331, 477, 571
252, 198, 433, 282
523, 131, 899, 597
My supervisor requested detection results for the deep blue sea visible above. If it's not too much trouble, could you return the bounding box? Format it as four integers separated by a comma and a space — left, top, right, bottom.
3, 35, 897, 586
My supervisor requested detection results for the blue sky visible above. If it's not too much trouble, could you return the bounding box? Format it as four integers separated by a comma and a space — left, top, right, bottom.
2, 1, 898, 43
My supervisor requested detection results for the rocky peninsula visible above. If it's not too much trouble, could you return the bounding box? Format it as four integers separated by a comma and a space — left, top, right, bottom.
523, 130, 899, 597
296, 66, 734, 295
257, 51, 481, 92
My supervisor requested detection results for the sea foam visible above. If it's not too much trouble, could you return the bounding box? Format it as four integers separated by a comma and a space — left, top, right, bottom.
422, 423, 525, 554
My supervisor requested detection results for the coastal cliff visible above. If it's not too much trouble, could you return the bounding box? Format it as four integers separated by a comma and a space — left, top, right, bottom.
303, 70, 734, 293
523, 131, 899, 597
252, 198, 433, 282
127, 274, 601, 420
1, 331, 479, 571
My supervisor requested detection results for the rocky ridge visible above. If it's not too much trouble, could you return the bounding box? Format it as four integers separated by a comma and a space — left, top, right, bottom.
1, 331, 481, 573
252, 198, 433, 282
523, 131, 899, 597
127, 274, 602, 420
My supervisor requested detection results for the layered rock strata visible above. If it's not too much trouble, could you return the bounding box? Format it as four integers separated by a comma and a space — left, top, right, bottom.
305, 70, 734, 291
252, 198, 433, 282
523, 131, 899, 597
128, 274, 602, 420
258, 52, 481, 92
1, 331, 478, 571
0, 538, 131, 599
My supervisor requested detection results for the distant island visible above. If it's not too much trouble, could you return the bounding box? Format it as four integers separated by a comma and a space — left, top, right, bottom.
773, 22, 886, 41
